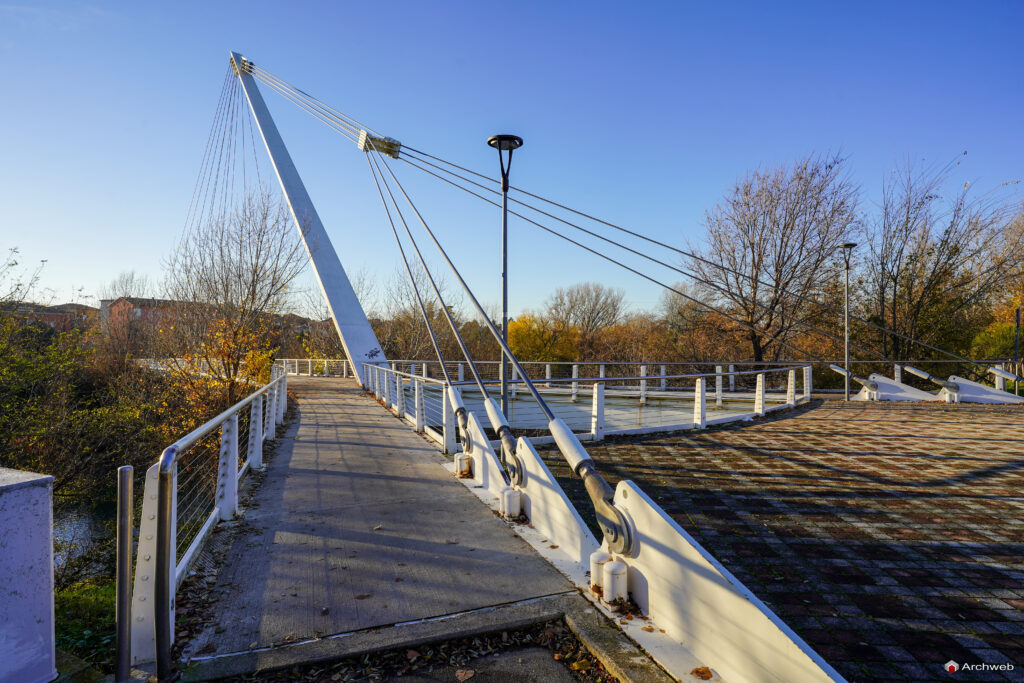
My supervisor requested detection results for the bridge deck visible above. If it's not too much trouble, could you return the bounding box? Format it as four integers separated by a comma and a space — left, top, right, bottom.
182, 377, 571, 663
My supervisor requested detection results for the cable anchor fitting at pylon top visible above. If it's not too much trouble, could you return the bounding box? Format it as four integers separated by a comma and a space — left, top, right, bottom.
231, 54, 254, 76
359, 130, 402, 159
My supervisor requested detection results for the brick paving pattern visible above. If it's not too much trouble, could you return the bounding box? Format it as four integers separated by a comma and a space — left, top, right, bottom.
543, 400, 1024, 681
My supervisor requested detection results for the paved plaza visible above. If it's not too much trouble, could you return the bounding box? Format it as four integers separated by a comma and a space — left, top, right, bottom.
543, 400, 1024, 681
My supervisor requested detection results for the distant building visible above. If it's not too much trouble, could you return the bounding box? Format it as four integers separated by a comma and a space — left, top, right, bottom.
106, 297, 178, 337
0, 302, 97, 332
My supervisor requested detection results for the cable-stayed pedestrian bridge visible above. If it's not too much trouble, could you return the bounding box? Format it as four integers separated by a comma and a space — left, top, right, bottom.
114, 50, 1024, 683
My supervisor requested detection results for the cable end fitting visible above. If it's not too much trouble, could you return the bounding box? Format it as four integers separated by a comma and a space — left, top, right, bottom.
359, 130, 402, 158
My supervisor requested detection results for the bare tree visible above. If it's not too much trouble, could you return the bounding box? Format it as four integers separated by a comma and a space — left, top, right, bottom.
691, 152, 859, 362
863, 159, 1021, 359
98, 270, 153, 301
546, 282, 625, 360
0, 247, 45, 306
371, 262, 465, 361
163, 189, 309, 399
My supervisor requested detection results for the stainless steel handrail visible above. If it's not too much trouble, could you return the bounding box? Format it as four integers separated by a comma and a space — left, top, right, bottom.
153, 369, 286, 680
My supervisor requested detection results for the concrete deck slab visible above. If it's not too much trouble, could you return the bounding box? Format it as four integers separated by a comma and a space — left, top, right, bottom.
182, 378, 570, 665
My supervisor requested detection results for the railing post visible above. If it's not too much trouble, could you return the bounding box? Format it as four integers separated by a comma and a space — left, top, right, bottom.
693, 377, 706, 428
442, 385, 456, 454
894, 364, 902, 383
414, 379, 425, 432
458, 362, 464, 382
803, 365, 812, 400
591, 382, 605, 440
571, 363, 579, 402
154, 460, 176, 680
116, 466, 133, 681
510, 364, 518, 401
715, 365, 723, 407
729, 364, 735, 392
264, 385, 275, 440
640, 365, 648, 405
787, 369, 796, 407
660, 364, 667, 391
599, 363, 606, 380
217, 414, 239, 521
384, 369, 393, 408
277, 376, 287, 423
396, 374, 406, 416
130, 463, 169, 665
249, 394, 264, 469
422, 363, 429, 379
545, 363, 552, 388
307, 359, 312, 376
754, 373, 765, 416
995, 364, 1006, 392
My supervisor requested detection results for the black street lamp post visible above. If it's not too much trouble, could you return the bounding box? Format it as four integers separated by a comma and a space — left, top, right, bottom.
488, 134, 523, 418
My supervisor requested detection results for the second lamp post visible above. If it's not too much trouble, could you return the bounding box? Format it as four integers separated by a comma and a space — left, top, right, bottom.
488, 134, 523, 418
840, 242, 857, 400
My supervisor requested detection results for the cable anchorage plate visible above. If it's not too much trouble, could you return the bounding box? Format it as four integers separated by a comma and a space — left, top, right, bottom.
358, 130, 401, 158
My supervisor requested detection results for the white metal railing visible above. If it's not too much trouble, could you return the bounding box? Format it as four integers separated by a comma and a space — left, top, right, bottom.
277, 358, 352, 377
129, 366, 288, 673
362, 362, 812, 445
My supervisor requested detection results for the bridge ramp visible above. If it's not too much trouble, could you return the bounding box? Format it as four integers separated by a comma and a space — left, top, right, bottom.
183, 377, 571, 662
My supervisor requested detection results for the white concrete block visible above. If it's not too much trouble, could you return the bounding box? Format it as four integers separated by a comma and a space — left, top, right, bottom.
0, 468, 57, 683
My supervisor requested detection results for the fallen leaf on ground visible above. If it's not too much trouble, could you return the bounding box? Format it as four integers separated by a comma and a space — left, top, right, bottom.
455, 669, 475, 681
373, 524, 383, 530
641, 626, 655, 632
355, 593, 372, 600
691, 666, 713, 680
445, 538, 459, 544
406, 649, 419, 660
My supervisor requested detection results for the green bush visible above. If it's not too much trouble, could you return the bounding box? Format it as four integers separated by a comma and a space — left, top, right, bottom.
54, 580, 116, 673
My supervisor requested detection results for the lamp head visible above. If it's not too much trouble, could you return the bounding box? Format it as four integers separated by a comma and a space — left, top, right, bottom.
487, 134, 523, 151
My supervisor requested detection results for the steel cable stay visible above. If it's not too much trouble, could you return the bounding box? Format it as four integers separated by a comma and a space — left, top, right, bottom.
251, 71, 360, 142
372, 149, 641, 554
252, 70, 364, 141
249, 64, 380, 137
398, 146, 1017, 377
388, 153, 829, 364
184, 69, 234, 236
221, 77, 241, 220
365, 148, 522, 483
183, 69, 233, 234
396, 153, 883, 363
251, 69, 362, 141
202, 76, 239, 233
363, 154, 452, 384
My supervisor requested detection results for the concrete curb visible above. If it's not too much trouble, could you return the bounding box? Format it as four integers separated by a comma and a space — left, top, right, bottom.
178, 591, 674, 682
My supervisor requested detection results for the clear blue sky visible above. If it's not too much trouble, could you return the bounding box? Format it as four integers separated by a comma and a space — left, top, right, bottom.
2, 1, 1021, 315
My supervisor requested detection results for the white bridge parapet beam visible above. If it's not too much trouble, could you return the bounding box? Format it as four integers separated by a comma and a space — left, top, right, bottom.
231, 52, 385, 386
946, 375, 1024, 404
609, 481, 844, 682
